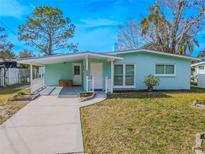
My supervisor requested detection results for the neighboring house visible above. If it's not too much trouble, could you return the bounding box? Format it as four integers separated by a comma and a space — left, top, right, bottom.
18, 49, 199, 93
191, 61, 205, 88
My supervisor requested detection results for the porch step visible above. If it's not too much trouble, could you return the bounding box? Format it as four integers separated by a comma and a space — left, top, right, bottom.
50, 87, 63, 95
39, 87, 55, 96
58, 94, 79, 98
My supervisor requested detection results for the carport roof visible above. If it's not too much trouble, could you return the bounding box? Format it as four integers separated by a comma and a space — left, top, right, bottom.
18, 52, 123, 65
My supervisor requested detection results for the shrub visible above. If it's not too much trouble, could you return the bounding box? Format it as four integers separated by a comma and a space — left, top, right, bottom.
144, 75, 160, 91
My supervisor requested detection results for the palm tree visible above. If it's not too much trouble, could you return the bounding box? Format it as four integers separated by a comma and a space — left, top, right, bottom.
140, 3, 200, 55
141, 4, 170, 52
178, 34, 199, 55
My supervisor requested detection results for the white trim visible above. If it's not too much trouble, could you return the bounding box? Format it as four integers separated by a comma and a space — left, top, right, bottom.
113, 63, 136, 89
109, 49, 200, 61
72, 63, 82, 86
192, 61, 205, 67
155, 64, 176, 77
18, 52, 123, 65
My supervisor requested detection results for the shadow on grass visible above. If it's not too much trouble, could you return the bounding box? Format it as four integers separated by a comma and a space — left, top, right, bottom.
108, 92, 172, 99
190, 87, 205, 93
0, 84, 24, 95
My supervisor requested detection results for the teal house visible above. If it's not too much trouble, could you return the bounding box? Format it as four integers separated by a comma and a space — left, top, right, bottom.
19, 49, 199, 93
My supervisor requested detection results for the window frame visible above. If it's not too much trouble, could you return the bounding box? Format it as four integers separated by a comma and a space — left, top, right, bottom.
155, 64, 176, 77
113, 63, 136, 88
114, 64, 124, 86
74, 65, 80, 75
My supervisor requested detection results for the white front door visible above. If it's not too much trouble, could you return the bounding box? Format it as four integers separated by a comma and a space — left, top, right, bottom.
90, 63, 103, 89
73, 63, 82, 86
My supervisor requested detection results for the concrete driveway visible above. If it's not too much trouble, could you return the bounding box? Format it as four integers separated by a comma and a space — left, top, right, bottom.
0, 96, 84, 154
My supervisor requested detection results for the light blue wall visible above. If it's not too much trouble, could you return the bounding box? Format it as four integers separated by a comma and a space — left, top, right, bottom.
44, 59, 111, 90
44, 52, 191, 91
45, 61, 83, 87
114, 52, 191, 90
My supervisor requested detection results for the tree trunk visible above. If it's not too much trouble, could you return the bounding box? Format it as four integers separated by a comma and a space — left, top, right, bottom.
171, 1, 184, 54
48, 33, 52, 55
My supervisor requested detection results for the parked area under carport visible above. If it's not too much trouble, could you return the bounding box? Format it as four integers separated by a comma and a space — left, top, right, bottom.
0, 95, 84, 154
39, 86, 84, 97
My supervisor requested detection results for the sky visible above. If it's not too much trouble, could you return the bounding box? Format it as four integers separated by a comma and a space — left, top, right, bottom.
0, 0, 204, 56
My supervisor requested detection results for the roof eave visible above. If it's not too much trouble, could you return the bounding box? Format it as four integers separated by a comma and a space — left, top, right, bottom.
18, 52, 123, 65
111, 49, 200, 61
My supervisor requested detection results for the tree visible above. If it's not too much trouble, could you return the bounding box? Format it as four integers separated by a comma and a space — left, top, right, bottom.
198, 49, 205, 57
0, 27, 15, 59
141, 0, 205, 55
141, 4, 170, 52
117, 20, 142, 50
19, 6, 77, 55
19, 50, 34, 58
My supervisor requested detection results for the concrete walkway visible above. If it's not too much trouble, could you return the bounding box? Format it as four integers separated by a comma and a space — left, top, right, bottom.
0, 96, 84, 154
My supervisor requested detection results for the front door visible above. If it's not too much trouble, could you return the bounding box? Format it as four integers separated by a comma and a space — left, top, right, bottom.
73, 63, 82, 86
90, 63, 103, 89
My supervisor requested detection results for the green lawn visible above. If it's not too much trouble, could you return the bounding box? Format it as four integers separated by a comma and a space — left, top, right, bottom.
80, 89, 205, 154
0, 85, 30, 124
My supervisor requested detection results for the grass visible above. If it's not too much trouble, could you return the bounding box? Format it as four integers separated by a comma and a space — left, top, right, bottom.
80, 88, 205, 154
0, 84, 30, 124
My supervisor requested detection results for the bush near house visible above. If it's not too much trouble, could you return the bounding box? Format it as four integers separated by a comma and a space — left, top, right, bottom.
144, 74, 160, 91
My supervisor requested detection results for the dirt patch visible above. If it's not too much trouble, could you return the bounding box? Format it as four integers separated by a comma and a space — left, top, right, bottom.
192, 100, 205, 109
0, 100, 28, 124
80, 92, 96, 102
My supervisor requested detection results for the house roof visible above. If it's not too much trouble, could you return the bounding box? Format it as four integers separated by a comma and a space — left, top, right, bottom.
0, 58, 17, 63
191, 61, 205, 67
18, 52, 123, 65
109, 49, 200, 61
18, 49, 200, 65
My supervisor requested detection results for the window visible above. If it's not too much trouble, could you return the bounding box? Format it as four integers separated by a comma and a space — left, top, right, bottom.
74, 66, 80, 75
156, 64, 175, 75
114, 64, 123, 86
156, 65, 164, 74
125, 65, 134, 85
114, 64, 135, 87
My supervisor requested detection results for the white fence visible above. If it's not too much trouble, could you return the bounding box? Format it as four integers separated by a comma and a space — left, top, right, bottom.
31, 78, 44, 93
198, 74, 205, 88
0, 68, 30, 86
0, 69, 4, 86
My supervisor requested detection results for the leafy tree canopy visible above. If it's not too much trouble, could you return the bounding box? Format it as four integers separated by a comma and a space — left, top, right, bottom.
0, 27, 15, 59
19, 6, 77, 55
19, 50, 34, 58
117, 0, 205, 55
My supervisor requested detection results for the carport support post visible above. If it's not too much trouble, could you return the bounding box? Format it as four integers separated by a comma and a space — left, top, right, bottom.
111, 60, 114, 93
30, 64, 33, 93
86, 56, 88, 92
